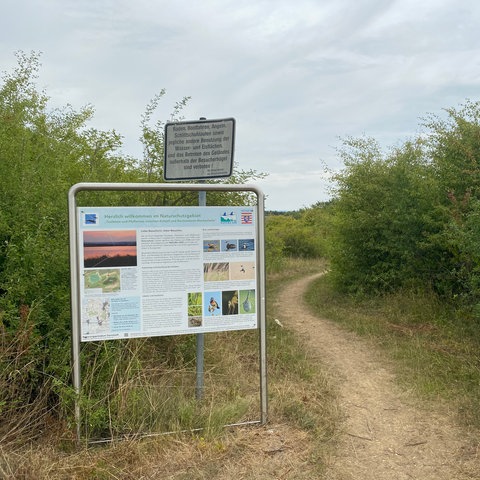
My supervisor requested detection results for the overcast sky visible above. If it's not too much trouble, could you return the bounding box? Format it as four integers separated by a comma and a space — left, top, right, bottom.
2, 0, 480, 210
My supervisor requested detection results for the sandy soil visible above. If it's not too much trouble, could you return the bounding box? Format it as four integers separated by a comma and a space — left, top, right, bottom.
275, 273, 480, 480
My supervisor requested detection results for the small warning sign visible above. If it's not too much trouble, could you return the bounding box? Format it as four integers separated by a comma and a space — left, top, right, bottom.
164, 118, 235, 181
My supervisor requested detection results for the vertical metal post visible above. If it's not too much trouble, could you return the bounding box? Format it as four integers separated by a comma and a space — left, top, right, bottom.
195, 117, 207, 401
256, 192, 268, 424
68, 187, 82, 444
196, 188, 206, 400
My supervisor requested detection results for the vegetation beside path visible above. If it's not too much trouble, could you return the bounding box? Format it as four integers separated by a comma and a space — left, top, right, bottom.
306, 273, 480, 430
1, 259, 339, 479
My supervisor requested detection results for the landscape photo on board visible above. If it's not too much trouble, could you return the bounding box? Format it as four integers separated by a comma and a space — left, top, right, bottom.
83, 230, 137, 268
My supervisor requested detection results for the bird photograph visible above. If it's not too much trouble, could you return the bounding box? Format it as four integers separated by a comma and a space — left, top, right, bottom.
204, 293, 221, 316
208, 296, 220, 315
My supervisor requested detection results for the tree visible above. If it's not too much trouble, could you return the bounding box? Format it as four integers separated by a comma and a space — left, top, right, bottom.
0, 52, 144, 438
0, 51, 268, 440
329, 136, 442, 293
328, 99, 480, 311
423, 100, 480, 303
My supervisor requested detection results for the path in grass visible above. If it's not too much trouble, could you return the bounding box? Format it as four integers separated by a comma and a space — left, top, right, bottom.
275, 273, 480, 480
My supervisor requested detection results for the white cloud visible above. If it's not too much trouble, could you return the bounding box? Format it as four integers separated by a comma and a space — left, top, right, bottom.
2, 0, 480, 209
252, 170, 333, 211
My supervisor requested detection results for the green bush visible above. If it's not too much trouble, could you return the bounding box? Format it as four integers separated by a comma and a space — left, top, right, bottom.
0, 52, 266, 441
328, 101, 480, 309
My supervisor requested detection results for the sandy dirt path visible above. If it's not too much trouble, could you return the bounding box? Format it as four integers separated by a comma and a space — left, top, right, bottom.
275, 273, 480, 480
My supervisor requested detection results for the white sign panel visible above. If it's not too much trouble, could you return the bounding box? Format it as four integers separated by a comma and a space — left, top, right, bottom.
164, 118, 235, 180
77, 205, 256, 341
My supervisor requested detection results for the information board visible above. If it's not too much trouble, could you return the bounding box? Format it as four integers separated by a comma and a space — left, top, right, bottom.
77, 205, 257, 341
164, 118, 235, 180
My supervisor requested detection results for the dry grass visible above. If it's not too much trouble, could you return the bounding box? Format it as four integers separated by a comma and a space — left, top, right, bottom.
0, 258, 339, 479
1, 424, 326, 479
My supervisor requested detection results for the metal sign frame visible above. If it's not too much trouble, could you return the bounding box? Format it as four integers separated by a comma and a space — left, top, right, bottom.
68, 182, 267, 443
